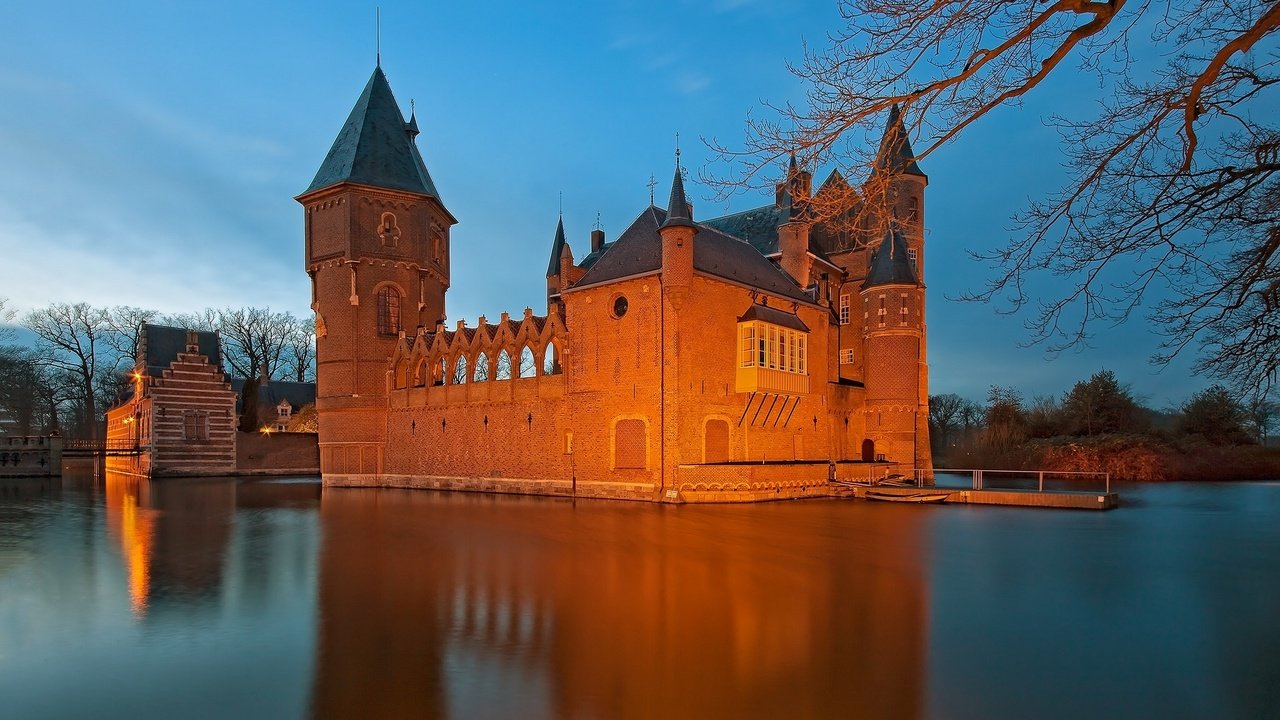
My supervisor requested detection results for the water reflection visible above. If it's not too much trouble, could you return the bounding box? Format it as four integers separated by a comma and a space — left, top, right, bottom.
312, 490, 928, 719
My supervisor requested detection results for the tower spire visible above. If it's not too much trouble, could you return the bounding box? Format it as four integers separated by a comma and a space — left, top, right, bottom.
661, 153, 695, 229
375, 7, 381, 68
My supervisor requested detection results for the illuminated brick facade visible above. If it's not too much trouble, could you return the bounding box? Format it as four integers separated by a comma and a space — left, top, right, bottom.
301, 66, 932, 501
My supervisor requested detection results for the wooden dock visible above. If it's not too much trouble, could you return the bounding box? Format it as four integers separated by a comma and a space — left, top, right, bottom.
833, 483, 1119, 510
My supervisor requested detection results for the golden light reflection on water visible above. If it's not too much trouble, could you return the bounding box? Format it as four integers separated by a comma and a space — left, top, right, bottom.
311, 490, 929, 720
103, 474, 154, 617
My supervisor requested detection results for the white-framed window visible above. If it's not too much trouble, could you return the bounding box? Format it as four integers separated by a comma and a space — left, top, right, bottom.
908, 247, 917, 268
840, 348, 855, 365
838, 294, 850, 325
738, 320, 808, 376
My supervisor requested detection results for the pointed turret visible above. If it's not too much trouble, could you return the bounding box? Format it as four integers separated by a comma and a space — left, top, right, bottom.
863, 227, 918, 288
303, 66, 445, 202
661, 164, 696, 230
872, 104, 925, 178
546, 216, 568, 277
406, 110, 420, 140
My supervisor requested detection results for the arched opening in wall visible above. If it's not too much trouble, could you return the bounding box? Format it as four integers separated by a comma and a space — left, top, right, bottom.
519, 346, 536, 378
861, 439, 875, 463
614, 419, 647, 470
543, 342, 560, 376
495, 350, 513, 380
412, 358, 427, 387
377, 286, 402, 336
704, 419, 730, 463
452, 356, 469, 385
473, 352, 489, 382
432, 357, 445, 386
394, 361, 408, 389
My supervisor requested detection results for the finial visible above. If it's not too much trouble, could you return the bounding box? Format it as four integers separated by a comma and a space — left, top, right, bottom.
595, 211, 602, 231
647, 174, 658, 205
559, 190, 563, 217
410, 98, 415, 114
675, 131, 681, 168
375, 7, 381, 68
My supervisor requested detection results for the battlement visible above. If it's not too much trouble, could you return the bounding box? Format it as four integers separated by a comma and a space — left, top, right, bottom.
389, 307, 567, 399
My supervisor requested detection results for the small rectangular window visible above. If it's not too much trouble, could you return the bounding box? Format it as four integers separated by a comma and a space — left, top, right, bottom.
840, 349, 855, 364
838, 294, 850, 325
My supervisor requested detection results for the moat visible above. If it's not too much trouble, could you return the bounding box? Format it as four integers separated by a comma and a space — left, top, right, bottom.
1, 469, 1277, 719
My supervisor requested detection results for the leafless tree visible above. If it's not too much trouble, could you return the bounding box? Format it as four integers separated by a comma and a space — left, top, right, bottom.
23, 303, 110, 438
715, 0, 1280, 397
281, 313, 316, 383
103, 306, 159, 369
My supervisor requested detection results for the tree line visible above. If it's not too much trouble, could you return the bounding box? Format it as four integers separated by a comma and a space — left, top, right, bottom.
0, 298, 315, 439
932, 371, 1279, 481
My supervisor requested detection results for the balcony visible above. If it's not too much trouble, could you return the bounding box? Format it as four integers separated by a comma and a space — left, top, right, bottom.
735, 366, 810, 395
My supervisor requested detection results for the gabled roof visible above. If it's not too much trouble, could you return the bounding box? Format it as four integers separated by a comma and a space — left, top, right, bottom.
571, 205, 814, 304
546, 216, 568, 277
863, 227, 918, 288
303, 66, 444, 200
140, 324, 222, 378
873, 104, 926, 178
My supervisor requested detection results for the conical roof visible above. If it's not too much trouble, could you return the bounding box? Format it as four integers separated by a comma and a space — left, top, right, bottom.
872, 104, 925, 178
303, 66, 443, 199
661, 164, 696, 229
862, 227, 918, 288
546, 216, 568, 277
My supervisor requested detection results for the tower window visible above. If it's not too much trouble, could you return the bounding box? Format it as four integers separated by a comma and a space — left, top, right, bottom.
377, 286, 402, 336
907, 197, 919, 223
838, 294, 850, 325
379, 212, 401, 247
908, 247, 917, 268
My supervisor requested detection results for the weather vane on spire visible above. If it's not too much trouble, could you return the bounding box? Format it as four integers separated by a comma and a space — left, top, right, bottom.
647, 174, 658, 205
375, 7, 381, 68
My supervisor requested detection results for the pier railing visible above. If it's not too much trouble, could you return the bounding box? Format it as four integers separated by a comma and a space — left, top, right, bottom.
914, 468, 1111, 495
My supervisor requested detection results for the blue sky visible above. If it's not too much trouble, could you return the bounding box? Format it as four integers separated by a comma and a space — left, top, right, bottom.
0, 0, 1216, 406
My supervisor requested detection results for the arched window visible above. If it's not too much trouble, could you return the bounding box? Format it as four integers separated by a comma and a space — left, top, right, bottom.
495, 350, 513, 380
432, 358, 445, 386
543, 342, 559, 376
519, 346, 536, 378
473, 352, 489, 382
452, 356, 468, 385
377, 286, 402, 336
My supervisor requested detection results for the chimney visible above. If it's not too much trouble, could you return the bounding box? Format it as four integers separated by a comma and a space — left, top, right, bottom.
591, 228, 605, 253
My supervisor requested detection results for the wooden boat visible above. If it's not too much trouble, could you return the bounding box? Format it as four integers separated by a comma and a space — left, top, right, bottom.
865, 489, 950, 504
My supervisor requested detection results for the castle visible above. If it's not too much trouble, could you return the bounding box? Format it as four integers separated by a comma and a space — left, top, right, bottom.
301, 65, 931, 502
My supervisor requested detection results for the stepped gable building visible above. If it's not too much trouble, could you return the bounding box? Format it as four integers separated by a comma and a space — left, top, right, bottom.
105, 324, 238, 476
301, 65, 932, 501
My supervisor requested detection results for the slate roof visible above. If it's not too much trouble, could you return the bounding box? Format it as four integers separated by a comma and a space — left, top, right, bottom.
873, 104, 925, 178
661, 165, 696, 229
230, 379, 317, 411
140, 324, 222, 378
738, 303, 809, 332
863, 227, 919, 288
303, 66, 444, 200
571, 205, 815, 304
702, 205, 785, 255
546, 216, 567, 277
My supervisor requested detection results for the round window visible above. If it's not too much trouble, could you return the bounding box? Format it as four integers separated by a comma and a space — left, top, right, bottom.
611, 295, 629, 319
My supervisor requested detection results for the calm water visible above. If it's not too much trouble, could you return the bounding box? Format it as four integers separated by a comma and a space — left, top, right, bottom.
1, 470, 1278, 719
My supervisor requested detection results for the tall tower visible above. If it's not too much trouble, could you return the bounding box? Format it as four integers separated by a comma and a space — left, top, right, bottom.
659, 160, 697, 494
297, 66, 456, 479
860, 228, 931, 474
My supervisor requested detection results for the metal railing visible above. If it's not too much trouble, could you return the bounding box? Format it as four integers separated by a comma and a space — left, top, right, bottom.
912, 468, 1111, 494
63, 439, 141, 454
